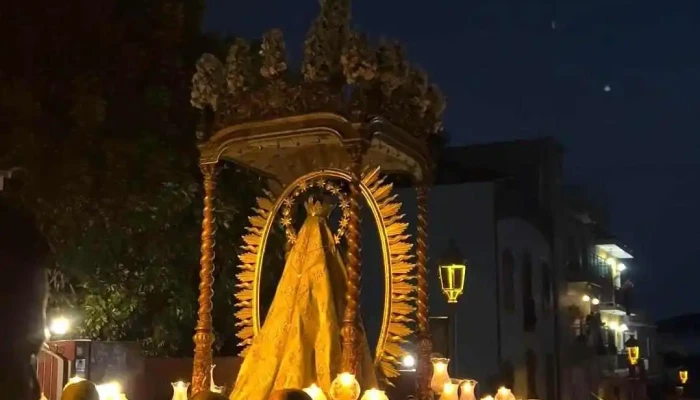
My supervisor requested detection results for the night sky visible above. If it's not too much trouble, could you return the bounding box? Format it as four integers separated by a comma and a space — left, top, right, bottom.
204, 0, 700, 320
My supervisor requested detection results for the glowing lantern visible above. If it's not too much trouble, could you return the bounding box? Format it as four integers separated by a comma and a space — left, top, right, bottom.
459, 380, 478, 400
96, 382, 124, 400
680, 368, 689, 385
431, 358, 451, 394
329, 373, 360, 400
438, 240, 467, 303
625, 336, 640, 366
360, 389, 388, 400
440, 382, 459, 400
49, 316, 70, 336
495, 387, 515, 400
170, 381, 189, 400
304, 384, 328, 400
401, 354, 416, 369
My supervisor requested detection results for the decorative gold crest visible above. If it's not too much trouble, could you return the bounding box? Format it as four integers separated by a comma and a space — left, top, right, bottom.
233, 167, 416, 381
190, 0, 445, 142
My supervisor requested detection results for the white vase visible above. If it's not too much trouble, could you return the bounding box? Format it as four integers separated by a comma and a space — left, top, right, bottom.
459, 380, 478, 400
171, 381, 190, 400
430, 358, 451, 395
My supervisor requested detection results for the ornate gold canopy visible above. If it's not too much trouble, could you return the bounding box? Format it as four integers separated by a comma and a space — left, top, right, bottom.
191, 0, 444, 182
189, 0, 442, 398
198, 113, 433, 183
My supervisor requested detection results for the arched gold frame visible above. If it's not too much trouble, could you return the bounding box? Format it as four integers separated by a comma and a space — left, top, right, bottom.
234, 167, 416, 379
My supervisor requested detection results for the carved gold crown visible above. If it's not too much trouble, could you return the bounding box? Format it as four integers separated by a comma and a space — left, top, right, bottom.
190, 0, 445, 144
304, 197, 334, 218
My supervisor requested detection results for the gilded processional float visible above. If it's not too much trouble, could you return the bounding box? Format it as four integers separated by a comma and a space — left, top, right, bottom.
188, 1, 445, 399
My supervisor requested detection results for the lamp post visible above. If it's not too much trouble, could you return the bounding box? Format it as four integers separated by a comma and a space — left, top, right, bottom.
437, 239, 467, 376
680, 368, 689, 385
677, 367, 688, 398
625, 336, 640, 374
624, 336, 642, 400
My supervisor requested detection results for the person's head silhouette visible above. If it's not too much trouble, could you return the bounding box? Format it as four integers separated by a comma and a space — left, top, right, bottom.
61, 379, 99, 400
191, 391, 229, 400
0, 199, 50, 400
267, 389, 312, 400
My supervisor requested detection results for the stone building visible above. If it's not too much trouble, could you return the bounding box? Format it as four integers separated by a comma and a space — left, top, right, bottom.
385, 138, 656, 400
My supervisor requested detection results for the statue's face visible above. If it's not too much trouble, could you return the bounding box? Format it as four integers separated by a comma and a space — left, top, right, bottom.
1, 266, 47, 400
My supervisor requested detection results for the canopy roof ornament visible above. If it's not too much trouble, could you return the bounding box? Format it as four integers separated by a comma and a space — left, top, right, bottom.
191, 0, 445, 183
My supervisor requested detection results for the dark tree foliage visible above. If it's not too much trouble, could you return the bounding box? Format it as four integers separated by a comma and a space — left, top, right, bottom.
0, 0, 280, 356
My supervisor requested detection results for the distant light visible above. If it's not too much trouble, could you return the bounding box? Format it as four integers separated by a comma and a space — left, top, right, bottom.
402, 354, 416, 368
582, 295, 591, 302
619, 324, 629, 332
608, 321, 619, 331
617, 263, 626, 272
604, 84, 611, 92
592, 298, 600, 305
49, 317, 70, 336
606, 257, 616, 266
96, 382, 122, 400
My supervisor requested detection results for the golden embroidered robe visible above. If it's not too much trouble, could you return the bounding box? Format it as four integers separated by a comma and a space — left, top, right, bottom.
230, 202, 377, 400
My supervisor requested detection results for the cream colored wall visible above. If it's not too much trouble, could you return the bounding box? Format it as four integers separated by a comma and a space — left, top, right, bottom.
497, 217, 555, 400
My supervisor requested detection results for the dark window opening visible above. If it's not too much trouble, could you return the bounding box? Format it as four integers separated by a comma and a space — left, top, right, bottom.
541, 261, 552, 312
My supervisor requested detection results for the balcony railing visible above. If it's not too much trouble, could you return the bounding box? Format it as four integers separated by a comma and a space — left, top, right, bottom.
588, 253, 612, 281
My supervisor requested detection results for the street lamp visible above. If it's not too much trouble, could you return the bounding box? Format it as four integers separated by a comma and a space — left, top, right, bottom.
437, 239, 467, 376
401, 354, 416, 369
49, 316, 71, 336
679, 368, 689, 385
438, 239, 467, 304
625, 336, 640, 367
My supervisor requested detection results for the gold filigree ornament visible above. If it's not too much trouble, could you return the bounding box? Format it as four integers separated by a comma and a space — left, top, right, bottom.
234, 167, 416, 381
280, 179, 350, 245
190, 0, 445, 143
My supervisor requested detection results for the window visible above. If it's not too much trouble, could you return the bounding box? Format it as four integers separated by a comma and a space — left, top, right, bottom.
502, 249, 516, 312
588, 251, 611, 280
523, 252, 537, 331
541, 262, 552, 312
526, 349, 539, 399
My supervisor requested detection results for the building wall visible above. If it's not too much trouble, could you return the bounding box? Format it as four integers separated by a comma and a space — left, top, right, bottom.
497, 217, 555, 400
397, 181, 560, 399
399, 182, 500, 391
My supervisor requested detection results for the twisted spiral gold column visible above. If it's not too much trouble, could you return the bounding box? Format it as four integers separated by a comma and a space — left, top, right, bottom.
341, 146, 363, 374
415, 184, 433, 400
192, 163, 218, 394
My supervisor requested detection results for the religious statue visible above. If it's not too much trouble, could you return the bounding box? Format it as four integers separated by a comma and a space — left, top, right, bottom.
230, 198, 377, 400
